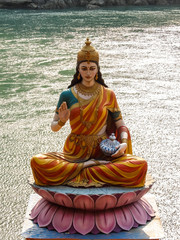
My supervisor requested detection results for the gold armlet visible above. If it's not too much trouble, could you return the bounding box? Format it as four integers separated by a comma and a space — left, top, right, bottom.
121, 138, 128, 143
58, 120, 66, 127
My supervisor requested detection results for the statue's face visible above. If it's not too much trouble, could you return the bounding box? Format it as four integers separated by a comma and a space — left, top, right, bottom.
78, 61, 98, 84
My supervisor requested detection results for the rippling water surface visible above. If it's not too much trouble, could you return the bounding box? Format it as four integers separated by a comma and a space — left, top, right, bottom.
0, 6, 180, 240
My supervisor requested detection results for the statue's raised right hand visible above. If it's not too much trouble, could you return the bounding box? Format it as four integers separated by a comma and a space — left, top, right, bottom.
58, 101, 70, 123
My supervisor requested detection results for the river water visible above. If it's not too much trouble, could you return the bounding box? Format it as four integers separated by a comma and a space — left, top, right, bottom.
0, 6, 180, 240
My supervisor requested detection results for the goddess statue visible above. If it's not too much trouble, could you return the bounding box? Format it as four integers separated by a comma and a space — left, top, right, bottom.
31, 38, 147, 188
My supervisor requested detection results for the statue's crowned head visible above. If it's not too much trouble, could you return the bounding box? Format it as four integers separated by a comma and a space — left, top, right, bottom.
77, 38, 99, 64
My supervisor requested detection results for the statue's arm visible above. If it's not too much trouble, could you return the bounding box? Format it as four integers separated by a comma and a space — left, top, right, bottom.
115, 119, 128, 141
51, 112, 62, 132
111, 119, 128, 158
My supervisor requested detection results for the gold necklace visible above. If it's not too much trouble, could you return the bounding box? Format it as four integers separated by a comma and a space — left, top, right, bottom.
76, 83, 101, 129
76, 82, 100, 97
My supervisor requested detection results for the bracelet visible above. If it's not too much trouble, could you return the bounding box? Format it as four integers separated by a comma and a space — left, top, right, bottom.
121, 138, 128, 143
58, 120, 66, 127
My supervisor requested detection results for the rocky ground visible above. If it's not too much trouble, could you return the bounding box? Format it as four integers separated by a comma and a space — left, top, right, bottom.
0, 0, 179, 10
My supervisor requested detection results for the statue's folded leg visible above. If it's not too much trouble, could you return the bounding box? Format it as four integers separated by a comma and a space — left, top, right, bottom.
68, 154, 147, 188
30, 153, 84, 186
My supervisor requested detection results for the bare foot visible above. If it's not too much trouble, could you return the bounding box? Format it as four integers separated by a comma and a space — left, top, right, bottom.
83, 159, 110, 168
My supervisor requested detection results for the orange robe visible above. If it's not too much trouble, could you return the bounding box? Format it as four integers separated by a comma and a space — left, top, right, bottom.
31, 84, 147, 187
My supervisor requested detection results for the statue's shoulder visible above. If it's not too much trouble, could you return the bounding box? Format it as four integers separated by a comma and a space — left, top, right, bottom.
59, 88, 73, 99
103, 86, 116, 97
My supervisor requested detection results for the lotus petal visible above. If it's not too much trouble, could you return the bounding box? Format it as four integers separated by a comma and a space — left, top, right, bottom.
139, 198, 155, 217
73, 209, 95, 235
129, 201, 148, 225
38, 189, 55, 203
54, 193, 73, 208
30, 198, 49, 219
37, 202, 58, 227
73, 195, 94, 210
96, 209, 116, 234
52, 206, 73, 233
115, 205, 134, 230
114, 193, 123, 199
116, 192, 137, 207
95, 195, 117, 210
32, 186, 39, 194
33, 217, 38, 224
135, 188, 150, 201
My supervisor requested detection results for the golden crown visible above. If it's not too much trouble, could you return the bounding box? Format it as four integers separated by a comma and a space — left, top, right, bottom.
77, 38, 99, 64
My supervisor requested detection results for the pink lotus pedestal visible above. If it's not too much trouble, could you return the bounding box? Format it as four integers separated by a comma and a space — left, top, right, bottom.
21, 175, 164, 239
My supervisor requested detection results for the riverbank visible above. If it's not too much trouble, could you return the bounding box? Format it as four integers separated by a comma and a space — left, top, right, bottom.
0, 0, 179, 10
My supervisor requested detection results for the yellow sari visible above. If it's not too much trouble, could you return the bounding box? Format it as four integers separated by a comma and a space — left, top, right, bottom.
31, 84, 147, 187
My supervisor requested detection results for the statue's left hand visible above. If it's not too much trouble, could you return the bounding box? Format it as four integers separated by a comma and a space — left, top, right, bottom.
111, 143, 127, 158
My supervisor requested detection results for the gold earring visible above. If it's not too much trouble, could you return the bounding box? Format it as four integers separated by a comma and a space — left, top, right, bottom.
95, 73, 98, 81
78, 73, 81, 80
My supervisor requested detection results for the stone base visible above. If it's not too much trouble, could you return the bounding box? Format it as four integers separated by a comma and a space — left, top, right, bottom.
22, 193, 164, 239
